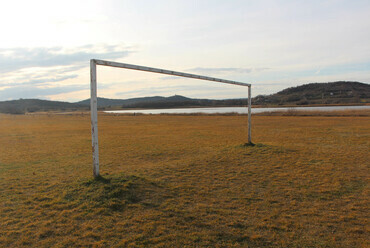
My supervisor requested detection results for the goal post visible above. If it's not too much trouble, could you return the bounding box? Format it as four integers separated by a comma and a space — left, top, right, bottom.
90, 59, 252, 178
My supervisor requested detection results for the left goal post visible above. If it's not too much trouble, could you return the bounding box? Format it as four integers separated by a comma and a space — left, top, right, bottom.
90, 59, 252, 178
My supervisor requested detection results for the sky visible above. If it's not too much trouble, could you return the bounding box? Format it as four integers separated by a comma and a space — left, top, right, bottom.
0, 0, 369, 102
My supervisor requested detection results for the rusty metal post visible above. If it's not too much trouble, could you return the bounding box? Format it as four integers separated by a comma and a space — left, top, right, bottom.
90, 59, 99, 177
248, 85, 252, 144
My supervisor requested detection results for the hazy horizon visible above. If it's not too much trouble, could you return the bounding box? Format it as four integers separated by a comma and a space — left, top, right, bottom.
1, 0, 370, 102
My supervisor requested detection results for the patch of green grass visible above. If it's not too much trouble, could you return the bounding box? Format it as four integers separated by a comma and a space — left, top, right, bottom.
60, 174, 173, 213
66, 177, 128, 209
0, 163, 21, 172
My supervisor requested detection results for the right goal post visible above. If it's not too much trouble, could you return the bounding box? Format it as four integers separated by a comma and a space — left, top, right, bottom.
90, 59, 252, 177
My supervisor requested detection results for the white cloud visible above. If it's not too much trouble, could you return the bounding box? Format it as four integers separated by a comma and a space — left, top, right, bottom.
0, 1, 370, 101
188, 67, 270, 75
0, 44, 134, 100
0, 44, 132, 73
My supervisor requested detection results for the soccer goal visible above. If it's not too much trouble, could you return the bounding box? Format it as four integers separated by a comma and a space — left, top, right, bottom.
90, 59, 252, 177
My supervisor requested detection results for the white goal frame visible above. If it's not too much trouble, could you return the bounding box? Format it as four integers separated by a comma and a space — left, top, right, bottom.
90, 59, 252, 177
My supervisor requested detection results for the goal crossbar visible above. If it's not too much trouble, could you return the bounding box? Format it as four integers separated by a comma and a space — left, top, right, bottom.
93, 59, 251, 87
90, 59, 252, 177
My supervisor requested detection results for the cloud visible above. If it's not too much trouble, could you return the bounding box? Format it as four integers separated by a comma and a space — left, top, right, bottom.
160, 76, 183, 80
0, 44, 135, 100
1, 74, 78, 88
159, 68, 269, 80
0, 44, 133, 73
188, 67, 269, 75
0, 84, 88, 100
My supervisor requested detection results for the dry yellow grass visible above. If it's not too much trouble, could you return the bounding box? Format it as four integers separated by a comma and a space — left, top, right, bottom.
0, 113, 369, 247
255, 109, 370, 117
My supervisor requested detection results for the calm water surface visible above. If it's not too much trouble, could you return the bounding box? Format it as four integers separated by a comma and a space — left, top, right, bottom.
105, 105, 370, 114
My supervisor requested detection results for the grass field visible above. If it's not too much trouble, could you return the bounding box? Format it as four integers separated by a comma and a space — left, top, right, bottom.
0, 113, 369, 247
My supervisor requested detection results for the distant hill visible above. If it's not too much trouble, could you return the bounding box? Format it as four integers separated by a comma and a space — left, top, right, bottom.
1, 81, 369, 114
253, 81, 370, 105
77, 95, 247, 109
0, 95, 247, 114
0, 99, 86, 114
77, 96, 168, 107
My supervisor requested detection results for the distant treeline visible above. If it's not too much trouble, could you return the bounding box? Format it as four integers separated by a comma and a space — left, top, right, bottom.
1, 81, 369, 114
119, 99, 248, 109
0, 99, 88, 114
253, 81, 369, 106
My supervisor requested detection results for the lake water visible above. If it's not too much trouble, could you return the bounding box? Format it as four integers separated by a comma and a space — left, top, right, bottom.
105, 105, 370, 114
